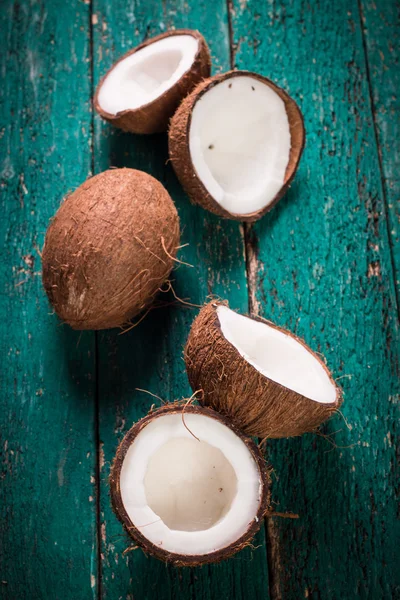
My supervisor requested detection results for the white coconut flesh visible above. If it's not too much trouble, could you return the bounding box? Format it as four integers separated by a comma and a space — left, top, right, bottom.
189, 75, 292, 215
97, 35, 199, 115
120, 412, 262, 555
217, 305, 337, 404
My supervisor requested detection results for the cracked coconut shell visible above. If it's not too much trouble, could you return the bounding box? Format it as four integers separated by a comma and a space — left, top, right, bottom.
168, 70, 305, 221
94, 30, 211, 134
110, 403, 270, 566
185, 301, 343, 438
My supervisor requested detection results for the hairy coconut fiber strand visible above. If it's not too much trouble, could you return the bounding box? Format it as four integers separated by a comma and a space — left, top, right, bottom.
169, 71, 305, 221
94, 30, 211, 134
110, 404, 270, 566
185, 302, 342, 438
42, 169, 179, 330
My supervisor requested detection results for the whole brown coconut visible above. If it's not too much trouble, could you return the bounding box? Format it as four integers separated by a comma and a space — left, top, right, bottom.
169, 70, 305, 222
185, 301, 343, 438
42, 169, 180, 330
110, 403, 270, 566
94, 30, 211, 134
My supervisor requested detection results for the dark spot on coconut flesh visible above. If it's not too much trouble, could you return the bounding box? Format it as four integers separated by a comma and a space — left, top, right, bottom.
251, 86, 255, 91
208, 144, 214, 150
228, 83, 232, 88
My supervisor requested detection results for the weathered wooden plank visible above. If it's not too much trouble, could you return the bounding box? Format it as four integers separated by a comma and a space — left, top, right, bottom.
91, 1, 270, 599
0, 1, 97, 599
229, 0, 400, 598
359, 0, 400, 299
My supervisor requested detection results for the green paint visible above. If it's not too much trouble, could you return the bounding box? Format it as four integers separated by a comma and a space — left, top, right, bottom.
2, 0, 399, 598
230, 0, 400, 597
0, 1, 97, 599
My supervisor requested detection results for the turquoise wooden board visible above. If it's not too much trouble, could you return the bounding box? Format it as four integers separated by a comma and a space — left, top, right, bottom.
0, 1, 97, 598
360, 0, 400, 298
91, 1, 269, 598
1, 0, 399, 599
230, 0, 400, 597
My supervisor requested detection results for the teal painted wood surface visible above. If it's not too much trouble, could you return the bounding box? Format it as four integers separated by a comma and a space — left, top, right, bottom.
1, 1, 399, 599
360, 0, 400, 299
230, 0, 400, 597
0, 1, 98, 599
91, 2, 269, 598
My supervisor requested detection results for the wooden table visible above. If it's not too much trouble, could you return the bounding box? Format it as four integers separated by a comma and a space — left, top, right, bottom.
1, 1, 399, 598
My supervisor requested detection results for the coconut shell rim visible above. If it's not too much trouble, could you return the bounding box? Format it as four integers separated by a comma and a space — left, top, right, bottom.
202, 301, 343, 411
94, 29, 210, 122
169, 69, 306, 222
110, 403, 270, 566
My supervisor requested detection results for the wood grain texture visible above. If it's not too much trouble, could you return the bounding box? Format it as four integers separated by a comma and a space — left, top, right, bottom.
91, 1, 269, 598
359, 0, 400, 300
1, 0, 399, 598
229, 0, 400, 598
0, 1, 97, 598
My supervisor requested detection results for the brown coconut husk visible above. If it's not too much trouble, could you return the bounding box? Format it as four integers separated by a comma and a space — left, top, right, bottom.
42, 168, 180, 330
168, 70, 305, 222
110, 403, 270, 566
184, 302, 342, 438
94, 30, 211, 134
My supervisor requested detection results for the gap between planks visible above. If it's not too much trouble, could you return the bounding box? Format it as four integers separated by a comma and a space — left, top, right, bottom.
88, 0, 103, 598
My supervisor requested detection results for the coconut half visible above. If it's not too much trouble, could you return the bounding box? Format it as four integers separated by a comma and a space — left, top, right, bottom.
94, 30, 211, 134
110, 404, 269, 565
185, 302, 342, 438
169, 71, 305, 221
